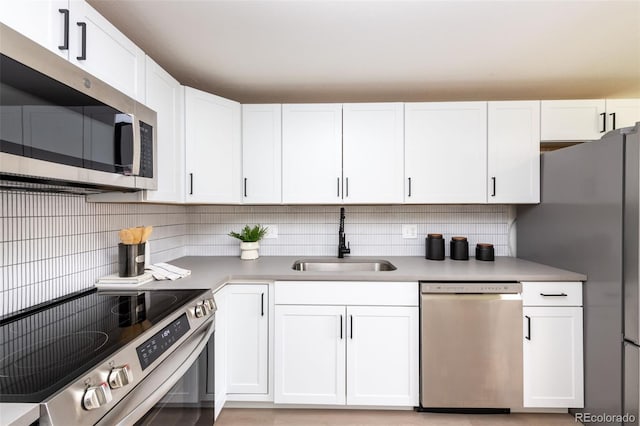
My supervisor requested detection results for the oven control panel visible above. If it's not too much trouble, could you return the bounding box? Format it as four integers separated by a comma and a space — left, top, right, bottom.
420, 282, 522, 294
136, 313, 191, 370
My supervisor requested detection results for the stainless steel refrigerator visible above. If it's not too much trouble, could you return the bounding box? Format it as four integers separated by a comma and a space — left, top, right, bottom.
517, 124, 639, 426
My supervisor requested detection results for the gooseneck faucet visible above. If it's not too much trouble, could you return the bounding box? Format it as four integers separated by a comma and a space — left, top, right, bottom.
338, 207, 351, 258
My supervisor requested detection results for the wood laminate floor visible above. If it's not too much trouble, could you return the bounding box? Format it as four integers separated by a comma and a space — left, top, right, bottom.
215, 409, 579, 425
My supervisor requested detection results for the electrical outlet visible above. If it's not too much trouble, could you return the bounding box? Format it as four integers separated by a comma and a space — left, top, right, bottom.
402, 224, 418, 239
264, 225, 278, 239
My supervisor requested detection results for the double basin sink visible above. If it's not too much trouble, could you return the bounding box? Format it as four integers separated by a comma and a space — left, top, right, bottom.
291, 258, 396, 272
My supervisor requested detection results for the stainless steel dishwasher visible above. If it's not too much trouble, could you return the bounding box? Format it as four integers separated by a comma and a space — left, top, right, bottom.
420, 282, 523, 411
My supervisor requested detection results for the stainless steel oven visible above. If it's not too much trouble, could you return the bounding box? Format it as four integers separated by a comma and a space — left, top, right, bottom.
0, 288, 215, 425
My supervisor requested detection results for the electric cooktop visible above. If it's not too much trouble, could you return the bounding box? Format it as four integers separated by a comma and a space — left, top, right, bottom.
0, 288, 207, 403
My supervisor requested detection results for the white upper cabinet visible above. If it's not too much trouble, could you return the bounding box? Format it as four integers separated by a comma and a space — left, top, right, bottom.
0, 0, 145, 102
342, 103, 404, 204
541, 99, 640, 142
404, 102, 488, 203
143, 57, 184, 203
68, 1, 145, 102
487, 101, 540, 204
606, 99, 640, 130
242, 105, 282, 204
282, 104, 343, 204
185, 87, 241, 204
0, 0, 69, 59
541, 100, 606, 141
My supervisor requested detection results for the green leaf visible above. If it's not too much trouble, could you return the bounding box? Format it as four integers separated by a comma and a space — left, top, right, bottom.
228, 224, 269, 242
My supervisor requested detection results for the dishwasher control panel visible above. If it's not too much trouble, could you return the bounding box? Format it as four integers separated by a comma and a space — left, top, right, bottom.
420, 282, 522, 294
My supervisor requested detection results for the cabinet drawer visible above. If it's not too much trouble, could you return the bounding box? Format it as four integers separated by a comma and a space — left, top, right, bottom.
522, 282, 582, 306
275, 281, 418, 306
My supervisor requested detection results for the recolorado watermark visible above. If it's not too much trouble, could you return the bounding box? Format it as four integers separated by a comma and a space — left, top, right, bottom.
574, 412, 636, 423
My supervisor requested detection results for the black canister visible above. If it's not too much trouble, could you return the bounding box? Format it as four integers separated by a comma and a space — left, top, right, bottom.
450, 236, 469, 260
118, 243, 146, 277
425, 234, 445, 260
475, 243, 495, 261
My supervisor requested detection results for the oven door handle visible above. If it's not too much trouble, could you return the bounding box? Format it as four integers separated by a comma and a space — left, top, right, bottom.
96, 318, 215, 426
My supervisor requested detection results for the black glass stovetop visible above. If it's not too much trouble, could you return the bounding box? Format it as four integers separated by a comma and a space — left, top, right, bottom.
0, 288, 206, 403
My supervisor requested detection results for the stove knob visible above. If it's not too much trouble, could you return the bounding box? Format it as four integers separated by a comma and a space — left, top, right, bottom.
108, 365, 133, 389
194, 304, 206, 318
82, 382, 113, 410
203, 298, 216, 311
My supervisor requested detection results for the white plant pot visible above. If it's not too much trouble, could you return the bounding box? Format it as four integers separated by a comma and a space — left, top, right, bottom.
240, 241, 260, 260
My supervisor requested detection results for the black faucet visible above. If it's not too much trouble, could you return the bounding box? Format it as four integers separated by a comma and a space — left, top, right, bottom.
338, 207, 351, 258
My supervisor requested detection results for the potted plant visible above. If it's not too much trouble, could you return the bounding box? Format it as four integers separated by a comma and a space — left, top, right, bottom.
228, 225, 269, 260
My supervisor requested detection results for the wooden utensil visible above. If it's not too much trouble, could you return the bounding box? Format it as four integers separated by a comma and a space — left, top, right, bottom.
141, 226, 153, 243
119, 229, 135, 245
132, 227, 143, 244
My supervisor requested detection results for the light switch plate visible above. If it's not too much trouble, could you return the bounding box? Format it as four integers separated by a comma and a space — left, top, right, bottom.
402, 224, 418, 239
264, 225, 278, 239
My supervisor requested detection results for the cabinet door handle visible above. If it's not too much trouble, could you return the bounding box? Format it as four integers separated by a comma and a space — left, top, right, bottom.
189, 173, 194, 195
337, 177, 340, 197
76, 22, 87, 60
408, 177, 412, 197
491, 177, 496, 197
244, 178, 247, 197
340, 315, 343, 340
525, 315, 531, 340
350, 315, 353, 339
260, 293, 264, 317
610, 112, 616, 130
346, 177, 349, 198
600, 112, 606, 133
58, 9, 69, 50
540, 292, 568, 297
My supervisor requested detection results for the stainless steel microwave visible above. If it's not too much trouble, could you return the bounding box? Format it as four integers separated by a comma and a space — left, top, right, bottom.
0, 23, 156, 192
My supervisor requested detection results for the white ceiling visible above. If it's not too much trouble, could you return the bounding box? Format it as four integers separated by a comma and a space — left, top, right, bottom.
88, 0, 640, 103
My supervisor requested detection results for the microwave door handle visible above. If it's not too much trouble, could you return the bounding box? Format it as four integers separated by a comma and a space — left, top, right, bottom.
131, 115, 141, 176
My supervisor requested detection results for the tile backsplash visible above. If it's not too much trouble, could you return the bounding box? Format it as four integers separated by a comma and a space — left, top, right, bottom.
1, 190, 514, 317
1, 190, 187, 317
187, 204, 514, 258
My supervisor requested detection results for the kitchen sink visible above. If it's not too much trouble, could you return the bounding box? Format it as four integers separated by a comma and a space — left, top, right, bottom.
291, 258, 397, 272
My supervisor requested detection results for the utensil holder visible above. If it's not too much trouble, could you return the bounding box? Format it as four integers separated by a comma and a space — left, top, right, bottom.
118, 243, 146, 277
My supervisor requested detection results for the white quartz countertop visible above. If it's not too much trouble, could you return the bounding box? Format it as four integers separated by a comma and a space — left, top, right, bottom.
122, 256, 587, 293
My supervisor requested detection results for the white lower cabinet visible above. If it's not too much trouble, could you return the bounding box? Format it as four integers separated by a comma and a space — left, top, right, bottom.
345, 306, 419, 406
275, 305, 347, 405
274, 281, 419, 407
522, 282, 584, 408
225, 284, 269, 396
213, 286, 228, 420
